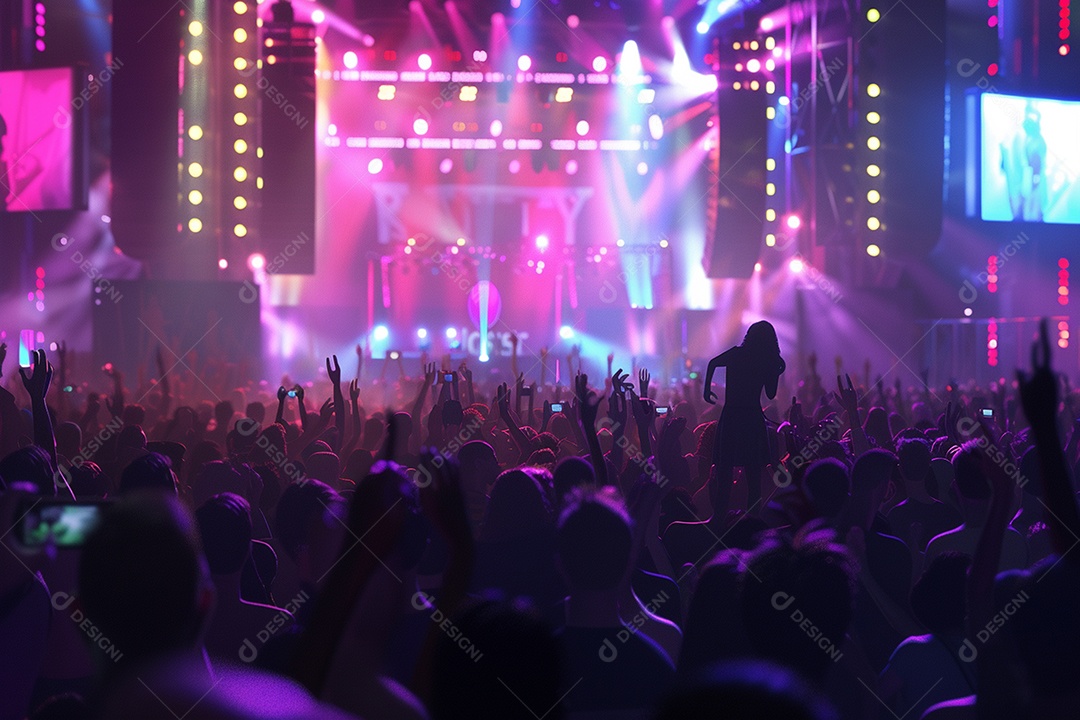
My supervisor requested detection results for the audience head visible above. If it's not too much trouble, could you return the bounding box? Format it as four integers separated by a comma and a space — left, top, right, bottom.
910, 551, 970, 636
0, 445, 56, 496
802, 459, 850, 520
274, 478, 347, 583
555, 487, 632, 594
896, 437, 931, 491
195, 492, 252, 576
118, 452, 177, 496
79, 492, 210, 666
480, 469, 552, 543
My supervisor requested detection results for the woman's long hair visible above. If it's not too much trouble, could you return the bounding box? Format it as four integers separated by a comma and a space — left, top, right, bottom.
742, 320, 781, 359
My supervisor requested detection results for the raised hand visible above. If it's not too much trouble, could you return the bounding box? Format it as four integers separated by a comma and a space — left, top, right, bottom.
349, 378, 360, 404
1017, 319, 1056, 430
611, 368, 631, 394
19, 349, 53, 401
278, 385, 289, 402
638, 368, 651, 398
575, 373, 600, 431
834, 373, 858, 413
293, 384, 305, 402
458, 360, 472, 384
0, 341, 6, 377
326, 354, 342, 385
424, 362, 437, 387
319, 397, 335, 425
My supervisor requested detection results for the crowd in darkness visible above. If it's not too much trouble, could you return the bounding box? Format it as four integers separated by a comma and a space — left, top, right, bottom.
1, 319, 1079, 720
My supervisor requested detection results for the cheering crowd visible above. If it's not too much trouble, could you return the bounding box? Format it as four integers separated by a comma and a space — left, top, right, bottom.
1, 319, 1079, 720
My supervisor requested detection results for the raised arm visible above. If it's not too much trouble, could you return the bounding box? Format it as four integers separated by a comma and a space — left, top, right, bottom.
20, 350, 59, 474
326, 355, 345, 454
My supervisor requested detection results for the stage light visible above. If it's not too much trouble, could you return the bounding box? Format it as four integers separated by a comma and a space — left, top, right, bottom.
414, 117, 429, 135
234, 1, 247, 13
867, 189, 881, 203
418, 53, 432, 70
188, 125, 203, 140
343, 51, 358, 69
637, 162, 649, 175
368, 158, 384, 174
445, 327, 458, 340
372, 325, 389, 341
867, 8, 881, 22
188, 190, 203, 205
311, 8, 325, 23
188, 218, 203, 233
866, 164, 881, 177
765, 234, 776, 246
233, 57, 246, 70
473, 50, 487, 62
867, 136, 881, 150
789, 258, 805, 273
234, 224, 248, 237
234, 139, 247, 153
234, 28, 247, 43
867, 216, 881, 230
750, 41, 759, 50
565, 159, 578, 175
508, 159, 521, 174
697, 20, 709, 34
754, 262, 762, 272
234, 112, 248, 126
766, 209, 776, 222
765, 59, 775, 72
649, 114, 663, 140
218, 258, 229, 269
267, 56, 277, 65
866, 244, 881, 257
964, 307, 973, 316
518, 54, 532, 71
188, 50, 203, 65
866, 111, 880, 124
765, 183, 776, 195
439, 158, 453, 174
659, 238, 669, 248
766, 158, 776, 171
576, 120, 590, 136
867, 83, 881, 97
488, 119, 504, 137
593, 56, 608, 72
377, 85, 396, 101
234, 196, 247, 210
417, 328, 428, 340
567, 14, 579, 28
559, 325, 574, 340
189, 21, 203, 36
637, 88, 656, 104
555, 87, 573, 103
785, 215, 801, 230
459, 86, 478, 101
234, 167, 248, 181
456, 237, 467, 246
536, 234, 550, 251
188, 162, 203, 178
750, 80, 760, 91
234, 84, 248, 99
766, 81, 776, 94
746, 58, 761, 73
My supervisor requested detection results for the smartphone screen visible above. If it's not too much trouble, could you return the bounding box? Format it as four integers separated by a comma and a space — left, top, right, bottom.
980, 408, 994, 418
551, 403, 564, 412
656, 406, 670, 416
19, 501, 107, 547
443, 373, 454, 382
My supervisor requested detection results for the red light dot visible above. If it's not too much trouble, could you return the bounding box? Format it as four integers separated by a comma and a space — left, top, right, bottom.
989, 0, 998, 6
989, 15, 999, 26
1062, 29, 1071, 39
1061, 18, 1070, 27
987, 63, 999, 75
1059, 258, 1069, 268
35, 267, 45, 278
988, 283, 998, 292
1060, 296, 1070, 305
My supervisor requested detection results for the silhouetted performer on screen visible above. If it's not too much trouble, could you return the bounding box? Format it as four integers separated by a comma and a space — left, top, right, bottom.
703, 320, 786, 510
1002, 102, 1047, 222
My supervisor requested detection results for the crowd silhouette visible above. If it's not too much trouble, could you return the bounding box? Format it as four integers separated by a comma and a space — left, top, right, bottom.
1, 318, 1079, 720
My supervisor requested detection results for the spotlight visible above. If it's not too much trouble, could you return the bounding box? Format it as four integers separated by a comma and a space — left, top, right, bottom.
459, 86, 478, 101
697, 21, 709, 34
754, 262, 762, 272
637, 88, 656, 104
188, 190, 203, 204
188, 125, 203, 140
508, 159, 521, 174
565, 159, 578, 175
188, 50, 204, 65
234, 224, 248, 237
234, 167, 248, 182
439, 158, 453, 173
490, 119, 503, 136
368, 158, 384, 174
576, 120, 590, 136
559, 325, 574, 340
866, 83, 880, 97
746, 58, 761, 73
648, 114, 664, 140
555, 87, 573, 103
637, 162, 649, 175
417, 328, 428, 340
866, 217, 881, 230
414, 117, 429, 135
867, 136, 881, 150
785, 215, 801, 230
343, 51, 358, 69
218, 258, 229, 269
311, 8, 325, 23
866, 244, 881, 257
233, 28, 247, 42
592, 56, 607, 72
418, 53, 432, 70
964, 307, 973, 316
373, 325, 389, 341
536, 234, 550, 251
188, 218, 203, 233
234, 139, 248, 153
248, 253, 266, 270
188, 162, 203, 178
378, 85, 396, 100
445, 327, 458, 339
518, 54, 532, 71
789, 258, 805, 273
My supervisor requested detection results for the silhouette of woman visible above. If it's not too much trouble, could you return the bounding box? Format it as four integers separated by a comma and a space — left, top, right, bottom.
703, 320, 786, 509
